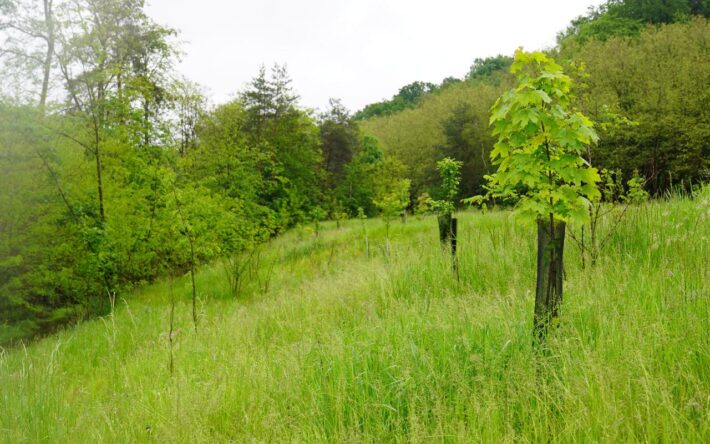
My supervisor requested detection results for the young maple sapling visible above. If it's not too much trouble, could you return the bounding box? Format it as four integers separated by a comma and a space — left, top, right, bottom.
480, 49, 601, 344
429, 157, 463, 275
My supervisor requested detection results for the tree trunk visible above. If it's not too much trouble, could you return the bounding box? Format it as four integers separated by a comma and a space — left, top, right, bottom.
451, 217, 459, 278
94, 143, 105, 224
188, 236, 197, 331
438, 213, 452, 244
533, 217, 566, 344
39, 0, 54, 109
385, 221, 390, 257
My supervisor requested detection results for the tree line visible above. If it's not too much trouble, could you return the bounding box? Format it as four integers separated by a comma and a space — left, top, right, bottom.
361, 1, 709, 200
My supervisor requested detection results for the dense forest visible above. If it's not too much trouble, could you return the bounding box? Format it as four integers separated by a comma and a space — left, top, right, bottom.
0, 0, 708, 344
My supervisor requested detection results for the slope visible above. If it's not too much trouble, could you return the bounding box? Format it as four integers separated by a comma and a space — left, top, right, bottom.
1, 192, 708, 442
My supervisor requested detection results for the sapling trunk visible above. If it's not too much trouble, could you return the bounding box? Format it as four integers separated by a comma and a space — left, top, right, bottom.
451, 217, 459, 279
172, 185, 198, 332
188, 244, 197, 331
168, 279, 175, 376
358, 211, 369, 258
385, 220, 390, 257
438, 213, 452, 244
533, 217, 566, 345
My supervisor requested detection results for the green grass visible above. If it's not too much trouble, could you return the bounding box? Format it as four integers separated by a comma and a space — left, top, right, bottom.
1, 191, 709, 443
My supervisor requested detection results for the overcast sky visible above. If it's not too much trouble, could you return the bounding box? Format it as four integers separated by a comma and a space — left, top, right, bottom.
145, 0, 605, 113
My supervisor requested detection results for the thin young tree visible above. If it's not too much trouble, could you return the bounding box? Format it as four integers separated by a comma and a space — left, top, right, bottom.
430, 157, 463, 276
485, 49, 601, 345
357, 207, 369, 258
0, 0, 56, 107
430, 157, 462, 244
374, 178, 410, 257
171, 184, 198, 332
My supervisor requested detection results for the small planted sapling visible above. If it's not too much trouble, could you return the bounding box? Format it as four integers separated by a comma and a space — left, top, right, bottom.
332, 204, 348, 230
430, 158, 463, 245
569, 169, 649, 268
168, 277, 176, 376
374, 178, 411, 257
357, 207, 369, 258
310, 206, 327, 238
484, 49, 601, 344
171, 183, 198, 332
563, 105, 646, 268
429, 158, 463, 275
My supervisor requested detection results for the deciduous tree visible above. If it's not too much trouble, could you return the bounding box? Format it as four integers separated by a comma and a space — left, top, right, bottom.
485, 49, 601, 344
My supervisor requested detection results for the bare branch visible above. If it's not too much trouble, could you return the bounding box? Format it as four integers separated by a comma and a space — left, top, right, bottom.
2, 22, 49, 42
39, 120, 95, 153
0, 47, 45, 64
33, 146, 79, 222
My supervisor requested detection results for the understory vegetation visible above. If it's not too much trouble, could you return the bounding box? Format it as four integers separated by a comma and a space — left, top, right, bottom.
0, 191, 708, 442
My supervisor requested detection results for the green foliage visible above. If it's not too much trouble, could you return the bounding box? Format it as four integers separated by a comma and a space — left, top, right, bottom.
625, 170, 650, 203
466, 55, 514, 83
330, 201, 349, 228
374, 172, 411, 224
362, 80, 508, 197
594, 168, 649, 205
560, 0, 710, 44
356, 207, 368, 255
310, 206, 327, 236
414, 192, 432, 215
337, 135, 385, 216
564, 18, 710, 193
429, 157, 463, 216
373, 171, 410, 256
236, 63, 324, 227
0, 12, 328, 342
355, 56, 512, 121
438, 101, 496, 197
484, 49, 601, 224
568, 168, 651, 268
359, 13, 706, 201
353, 81, 438, 120
356, 207, 367, 221
320, 98, 359, 184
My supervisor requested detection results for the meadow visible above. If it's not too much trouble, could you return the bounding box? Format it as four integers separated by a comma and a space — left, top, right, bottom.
0, 191, 708, 443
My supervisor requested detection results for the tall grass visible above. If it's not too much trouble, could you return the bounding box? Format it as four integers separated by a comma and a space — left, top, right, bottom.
0, 190, 708, 442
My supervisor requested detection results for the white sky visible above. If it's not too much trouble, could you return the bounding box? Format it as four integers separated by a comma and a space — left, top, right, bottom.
145, 0, 605, 113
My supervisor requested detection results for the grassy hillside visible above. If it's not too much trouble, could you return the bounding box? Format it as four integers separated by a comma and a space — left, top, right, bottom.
1, 192, 708, 442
